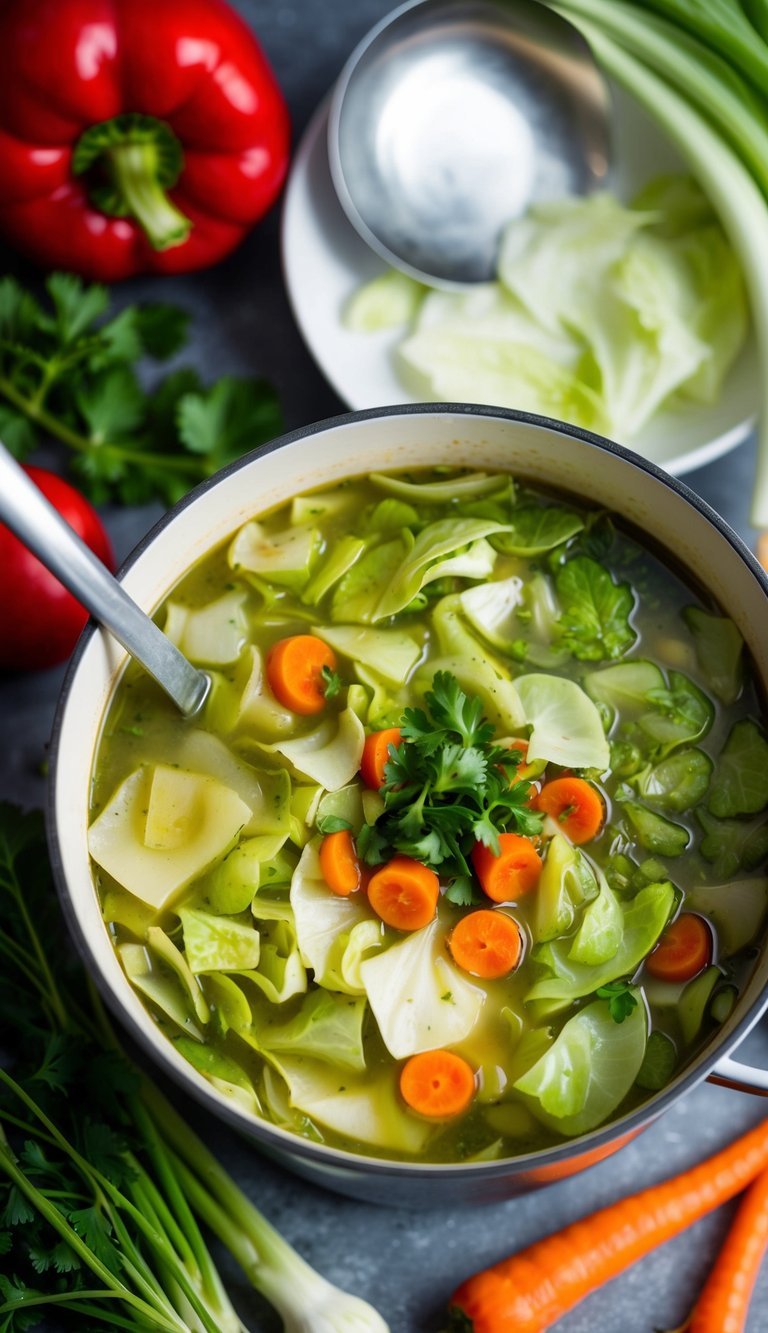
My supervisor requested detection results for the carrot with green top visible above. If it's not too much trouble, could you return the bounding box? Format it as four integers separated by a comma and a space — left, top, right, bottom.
319, 830, 361, 897
646, 913, 713, 983
400, 1050, 476, 1119
448, 1118, 768, 1333
367, 856, 439, 930
360, 727, 402, 789
265, 634, 337, 714
673, 1164, 768, 1332
471, 834, 542, 904
535, 776, 605, 843
449, 910, 523, 979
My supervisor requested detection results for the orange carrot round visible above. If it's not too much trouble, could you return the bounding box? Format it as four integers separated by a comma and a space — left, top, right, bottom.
448, 1119, 768, 1333
471, 834, 542, 904
360, 727, 402, 790
646, 913, 712, 983
265, 634, 337, 715
535, 776, 605, 843
682, 1165, 768, 1333
319, 830, 361, 897
367, 856, 439, 930
449, 910, 523, 979
400, 1050, 476, 1119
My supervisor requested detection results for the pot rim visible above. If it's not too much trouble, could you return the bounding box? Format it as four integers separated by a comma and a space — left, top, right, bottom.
47, 401, 768, 1182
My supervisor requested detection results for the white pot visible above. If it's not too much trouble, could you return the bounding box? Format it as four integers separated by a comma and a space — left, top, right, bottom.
49, 405, 768, 1206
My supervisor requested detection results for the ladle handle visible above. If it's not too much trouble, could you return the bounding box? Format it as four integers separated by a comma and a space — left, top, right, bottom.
0, 445, 208, 717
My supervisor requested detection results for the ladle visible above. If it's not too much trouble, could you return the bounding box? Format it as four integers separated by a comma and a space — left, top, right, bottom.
0, 443, 209, 717
327, 0, 612, 285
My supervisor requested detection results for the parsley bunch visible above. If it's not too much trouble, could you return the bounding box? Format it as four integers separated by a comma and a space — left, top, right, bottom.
359, 672, 542, 905
0, 273, 282, 506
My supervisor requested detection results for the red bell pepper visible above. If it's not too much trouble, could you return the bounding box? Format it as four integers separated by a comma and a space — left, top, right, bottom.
0, 0, 290, 280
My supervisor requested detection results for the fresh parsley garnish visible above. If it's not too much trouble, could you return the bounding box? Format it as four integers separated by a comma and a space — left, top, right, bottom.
0, 273, 282, 505
596, 980, 639, 1024
321, 664, 342, 699
361, 671, 541, 881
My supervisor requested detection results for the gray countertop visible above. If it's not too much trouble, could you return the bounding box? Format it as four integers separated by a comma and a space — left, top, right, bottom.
1, 2, 767, 1329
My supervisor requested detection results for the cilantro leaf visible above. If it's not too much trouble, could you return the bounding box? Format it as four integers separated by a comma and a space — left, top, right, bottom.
426, 671, 495, 747
596, 980, 638, 1024
443, 877, 479, 907
68, 1206, 122, 1274
357, 822, 390, 865
177, 375, 282, 466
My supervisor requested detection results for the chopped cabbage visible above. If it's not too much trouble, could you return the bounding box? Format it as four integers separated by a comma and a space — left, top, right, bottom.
272, 707, 365, 791
145, 926, 210, 1024
258, 989, 367, 1072
179, 907, 261, 974
359, 919, 485, 1059
89, 766, 251, 910
514, 995, 647, 1135
228, 520, 320, 589
534, 833, 598, 943
373, 517, 514, 620
516, 673, 610, 771
163, 590, 248, 666
289, 844, 376, 994
314, 625, 422, 686
118, 942, 204, 1041
459, 576, 524, 649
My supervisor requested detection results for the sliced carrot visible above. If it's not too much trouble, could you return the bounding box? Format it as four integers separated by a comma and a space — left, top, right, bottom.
535, 776, 605, 843
400, 1050, 476, 1119
682, 1164, 768, 1333
367, 856, 439, 930
360, 727, 402, 790
645, 912, 713, 983
265, 634, 337, 715
448, 1119, 768, 1333
449, 910, 523, 979
471, 834, 542, 904
319, 830, 361, 897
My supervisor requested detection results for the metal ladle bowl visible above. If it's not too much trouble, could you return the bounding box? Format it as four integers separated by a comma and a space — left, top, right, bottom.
327, 0, 611, 286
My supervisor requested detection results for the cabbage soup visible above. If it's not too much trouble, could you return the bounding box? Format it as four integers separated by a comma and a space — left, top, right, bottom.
88, 467, 768, 1162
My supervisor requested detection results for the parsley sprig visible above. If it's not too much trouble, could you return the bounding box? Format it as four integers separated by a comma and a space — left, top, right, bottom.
360, 672, 542, 901
0, 273, 282, 505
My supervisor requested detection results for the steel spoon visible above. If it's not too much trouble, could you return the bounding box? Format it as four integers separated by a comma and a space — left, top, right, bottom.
0, 443, 209, 717
328, 0, 611, 285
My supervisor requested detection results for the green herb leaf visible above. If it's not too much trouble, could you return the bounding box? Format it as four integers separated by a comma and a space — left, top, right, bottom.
321, 665, 342, 699
596, 980, 639, 1024
636, 1030, 677, 1090
177, 375, 282, 466
708, 719, 768, 817
316, 815, 352, 835
555, 556, 636, 661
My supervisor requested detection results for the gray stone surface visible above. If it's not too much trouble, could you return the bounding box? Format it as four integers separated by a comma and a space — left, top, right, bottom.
1, 2, 767, 1329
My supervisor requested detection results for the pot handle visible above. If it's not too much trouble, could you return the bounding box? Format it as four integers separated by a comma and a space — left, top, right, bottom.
708, 1054, 768, 1097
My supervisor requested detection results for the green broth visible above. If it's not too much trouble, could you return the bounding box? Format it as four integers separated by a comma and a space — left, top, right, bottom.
88, 468, 768, 1163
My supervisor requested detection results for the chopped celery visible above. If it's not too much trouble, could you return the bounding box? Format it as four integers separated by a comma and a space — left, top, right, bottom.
637, 748, 712, 812
679, 964, 720, 1044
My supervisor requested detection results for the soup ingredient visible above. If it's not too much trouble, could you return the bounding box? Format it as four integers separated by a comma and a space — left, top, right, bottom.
366, 671, 541, 901
675, 1164, 768, 1333
0, 0, 289, 279
399, 1050, 476, 1119
361, 727, 403, 789
0, 465, 113, 669
549, 5, 768, 527
471, 834, 543, 904
0, 805, 389, 1333
449, 909, 523, 978
447, 1117, 768, 1332
320, 828, 363, 896
346, 178, 746, 444
646, 912, 713, 982
266, 634, 339, 714
367, 856, 440, 929
0, 273, 281, 505
514, 995, 647, 1134
535, 776, 605, 843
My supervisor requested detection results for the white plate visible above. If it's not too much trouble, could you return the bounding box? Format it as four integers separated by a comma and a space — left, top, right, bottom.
282, 88, 758, 476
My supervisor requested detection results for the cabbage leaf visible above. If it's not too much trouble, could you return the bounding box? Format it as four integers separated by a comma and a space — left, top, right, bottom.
516, 673, 610, 771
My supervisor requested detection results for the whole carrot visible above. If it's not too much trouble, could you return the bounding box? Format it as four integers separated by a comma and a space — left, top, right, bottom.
448, 1119, 768, 1333
678, 1164, 768, 1333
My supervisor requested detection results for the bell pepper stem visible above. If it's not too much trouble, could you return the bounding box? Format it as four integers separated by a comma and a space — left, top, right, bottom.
108, 142, 191, 250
